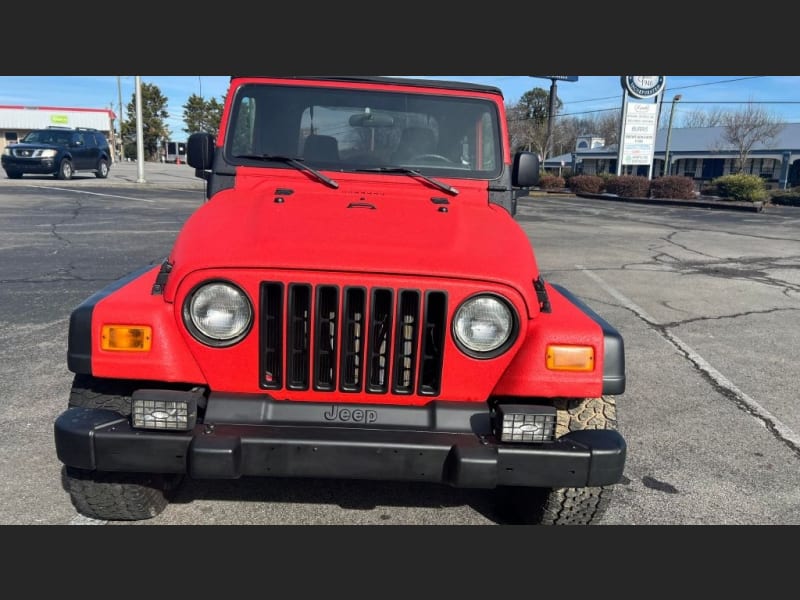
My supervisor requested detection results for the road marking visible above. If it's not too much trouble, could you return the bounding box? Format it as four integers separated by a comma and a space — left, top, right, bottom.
31, 186, 156, 203
578, 265, 800, 448
69, 514, 107, 525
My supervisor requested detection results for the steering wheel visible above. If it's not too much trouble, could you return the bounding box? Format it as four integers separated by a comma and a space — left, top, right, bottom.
407, 153, 454, 165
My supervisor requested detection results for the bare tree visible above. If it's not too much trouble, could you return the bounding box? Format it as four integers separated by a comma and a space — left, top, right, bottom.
506, 102, 547, 156
720, 102, 784, 172
680, 107, 725, 128
552, 111, 621, 156
594, 111, 621, 146
506, 87, 563, 159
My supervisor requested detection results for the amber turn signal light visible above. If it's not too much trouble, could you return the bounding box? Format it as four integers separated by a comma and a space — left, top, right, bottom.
545, 344, 594, 371
101, 325, 152, 352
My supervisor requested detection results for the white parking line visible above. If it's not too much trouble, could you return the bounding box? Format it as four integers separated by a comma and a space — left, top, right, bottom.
69, 514, 107, 525
578, 265, 800, 448
31, 186, 156, 203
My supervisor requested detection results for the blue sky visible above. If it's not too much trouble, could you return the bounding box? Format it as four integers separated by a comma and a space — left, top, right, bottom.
1, 75, 798, 139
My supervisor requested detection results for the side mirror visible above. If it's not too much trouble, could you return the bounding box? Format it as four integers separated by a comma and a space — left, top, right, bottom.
512, 152, 540, 188
187, 133, 215, 175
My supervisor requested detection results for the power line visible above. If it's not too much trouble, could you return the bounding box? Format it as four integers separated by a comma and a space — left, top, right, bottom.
510, 99, 800, 121
554, 76, 769, 105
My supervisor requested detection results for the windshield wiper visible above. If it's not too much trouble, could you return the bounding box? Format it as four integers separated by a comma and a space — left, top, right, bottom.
356, 167, 459, 196
234, 154, 339, 189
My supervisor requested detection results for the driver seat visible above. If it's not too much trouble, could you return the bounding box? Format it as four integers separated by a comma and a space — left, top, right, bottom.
391, 127, 436, 163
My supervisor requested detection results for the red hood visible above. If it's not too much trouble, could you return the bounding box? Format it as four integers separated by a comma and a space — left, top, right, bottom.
166, 170, 540, 309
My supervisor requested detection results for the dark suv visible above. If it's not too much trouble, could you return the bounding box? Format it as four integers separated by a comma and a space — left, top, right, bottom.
2, 127, 112, 180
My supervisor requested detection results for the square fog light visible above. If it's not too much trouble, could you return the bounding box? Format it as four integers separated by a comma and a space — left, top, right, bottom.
131, 389, 201, 431
493, 403, 557, 443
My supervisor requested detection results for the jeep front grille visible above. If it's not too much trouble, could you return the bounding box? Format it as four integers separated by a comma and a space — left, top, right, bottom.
259, 282, 447, 396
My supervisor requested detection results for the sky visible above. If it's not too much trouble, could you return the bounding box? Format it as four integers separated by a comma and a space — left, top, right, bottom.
1, 75, 798, 140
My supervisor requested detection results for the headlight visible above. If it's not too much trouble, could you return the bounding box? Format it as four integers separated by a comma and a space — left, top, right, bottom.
40, 149, 57, 158
2, 147, 10, 156
452, 294, 517, 358
183, 281, 253, 347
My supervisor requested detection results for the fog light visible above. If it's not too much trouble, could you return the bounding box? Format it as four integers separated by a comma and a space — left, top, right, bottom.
131, 389, 200, 431
493, 403, 556, 443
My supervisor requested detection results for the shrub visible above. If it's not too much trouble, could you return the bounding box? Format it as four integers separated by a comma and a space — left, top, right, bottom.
710, 173, 767, 202
568, 175, 604, 194
768, 189, 800, 206
538, 174, 566, 190
596, 172, 616, 186
604, 175, 650, 198
650, 176, 696, 200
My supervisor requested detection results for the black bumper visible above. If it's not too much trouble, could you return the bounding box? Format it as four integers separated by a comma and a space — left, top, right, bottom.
2, 157, 56, 174
54, 396, 626, 489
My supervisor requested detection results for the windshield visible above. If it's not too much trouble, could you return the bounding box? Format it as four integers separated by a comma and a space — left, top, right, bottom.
21, 130, 71, 145
225, 82, 503, 179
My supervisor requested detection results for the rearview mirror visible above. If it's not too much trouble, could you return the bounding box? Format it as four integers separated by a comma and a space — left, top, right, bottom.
349, 112, 395, 128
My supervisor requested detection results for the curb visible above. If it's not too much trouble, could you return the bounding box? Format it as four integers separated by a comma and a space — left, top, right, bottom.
576, 192, 764, 212
522, 191, 765, 212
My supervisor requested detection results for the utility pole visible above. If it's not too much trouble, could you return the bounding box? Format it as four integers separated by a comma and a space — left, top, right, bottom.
117, 76, 125, 162
663, 94, 682, 176
135, 76, 146, 183
546, 78, 558, 162
529, 76, 578, 165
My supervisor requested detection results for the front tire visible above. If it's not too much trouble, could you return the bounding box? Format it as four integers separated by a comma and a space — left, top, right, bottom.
4, 169, 22, 179
56, 158, 73, 180
63, 374, 183, 521
64, 467, 175, 521
498, 396, 618, 525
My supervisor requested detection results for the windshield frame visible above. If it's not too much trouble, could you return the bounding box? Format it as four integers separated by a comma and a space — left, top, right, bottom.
222, 81, 505, 181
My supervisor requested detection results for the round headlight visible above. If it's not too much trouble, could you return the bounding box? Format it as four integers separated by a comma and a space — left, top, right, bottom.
183, 281, 253, 346
453, 294, 517, 358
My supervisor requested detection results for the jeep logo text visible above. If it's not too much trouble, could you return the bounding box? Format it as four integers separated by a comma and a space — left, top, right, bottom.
323, 405, 378, 423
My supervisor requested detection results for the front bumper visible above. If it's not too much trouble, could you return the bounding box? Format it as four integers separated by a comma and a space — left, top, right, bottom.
2, 156, 56, 174
54, 394, 626, 489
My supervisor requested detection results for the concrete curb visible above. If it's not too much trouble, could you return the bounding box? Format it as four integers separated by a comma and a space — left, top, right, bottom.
521, 191, 765, 212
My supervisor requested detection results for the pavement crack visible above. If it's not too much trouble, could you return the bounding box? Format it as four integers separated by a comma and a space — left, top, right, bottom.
578, 266, 800, 458
662, 231, 720, 259
660, 306, 800, 328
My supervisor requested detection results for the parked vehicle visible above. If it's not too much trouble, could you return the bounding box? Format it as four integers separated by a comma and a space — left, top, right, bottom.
2, 127, 111, 180
53, 76, 626, 524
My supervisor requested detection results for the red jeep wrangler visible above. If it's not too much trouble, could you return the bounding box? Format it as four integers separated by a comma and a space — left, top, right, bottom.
54, 76, 626, 524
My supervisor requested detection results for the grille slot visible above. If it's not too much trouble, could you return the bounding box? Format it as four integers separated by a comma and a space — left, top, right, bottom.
313, 286, 339, 391
287, 284, 311, 390
340, 287, 366, 392
418, 291, 447, 396
260, 283, 443, 396
393, 290, 420, 395
259, 282, 283, 389
366, 288, 393, 393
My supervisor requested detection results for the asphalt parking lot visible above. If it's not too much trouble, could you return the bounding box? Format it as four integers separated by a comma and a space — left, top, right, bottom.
0, 165, 798, 525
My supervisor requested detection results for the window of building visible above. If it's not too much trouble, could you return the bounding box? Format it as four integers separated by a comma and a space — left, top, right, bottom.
4, 132, 17, 142
683, 159, 697, 177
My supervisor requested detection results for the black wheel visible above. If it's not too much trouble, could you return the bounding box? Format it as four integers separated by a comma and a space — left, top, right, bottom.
63, 374, 183, 521
4, 169, 22, 179
64, 467, 176, 521
496, 396, 618, 525
56, 158, 73, 180
95, 158, 109, 178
